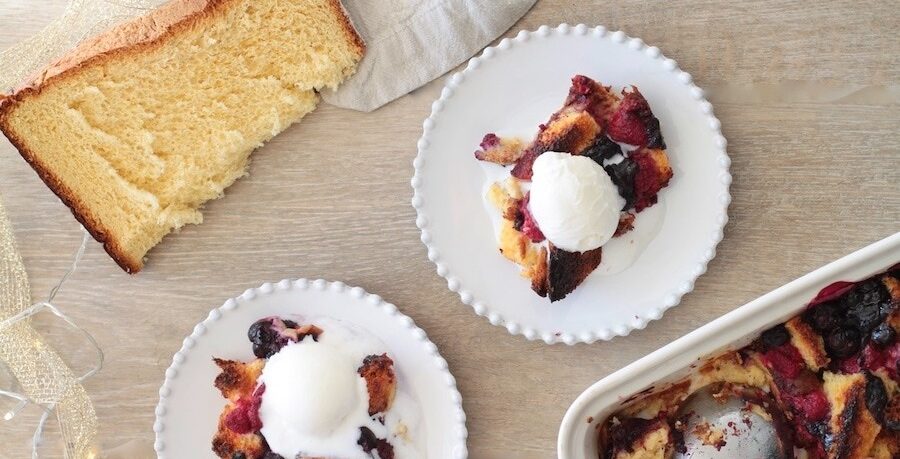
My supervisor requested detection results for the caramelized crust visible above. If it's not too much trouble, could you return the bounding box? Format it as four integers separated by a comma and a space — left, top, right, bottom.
882, 275, 900, 300
528, 246, 550, 297
870, 429, 899, 459
823, 372, 882, 459
537, 110, 603, 155
601, 416, 673, 459
546, 244, 603, 302
512, 110, 602, 179
213, 358, 264, 401
614, 213, 636, 237
358, 354, 397, 416
563, 75, 620, 127
785, 317, 830, 371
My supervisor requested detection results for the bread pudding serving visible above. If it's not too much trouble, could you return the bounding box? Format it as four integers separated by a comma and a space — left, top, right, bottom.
597, 266, 900, 459
212, 316, 421, 459
475, 75, 673, 301
0, 0, 364, 273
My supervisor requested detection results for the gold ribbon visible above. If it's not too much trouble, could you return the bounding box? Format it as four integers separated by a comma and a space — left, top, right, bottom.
0, 196, 101, 458
0, 0, 165, 93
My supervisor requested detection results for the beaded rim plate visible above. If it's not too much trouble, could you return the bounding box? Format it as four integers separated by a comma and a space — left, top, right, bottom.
411, 24, 731, 345
154, 279, 468, 458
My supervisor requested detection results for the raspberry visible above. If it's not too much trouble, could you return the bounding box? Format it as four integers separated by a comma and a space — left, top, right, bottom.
631, 149, 667, 211
518, 193, 545, 243
224, 384, 265, 434
794, 389, 829, 421
808, 281, 856, 306
835, 355, 862, 374
761, 344, 805, 378
479, 133, 500, 150
606, 88, 665, 149
863, 340, 900, 379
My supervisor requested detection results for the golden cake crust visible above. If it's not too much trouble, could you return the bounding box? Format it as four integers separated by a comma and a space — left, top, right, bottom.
823, 372, 882, 459
358, 353, 397, 416
213, 357, 264, 401
785, 317, 830, 371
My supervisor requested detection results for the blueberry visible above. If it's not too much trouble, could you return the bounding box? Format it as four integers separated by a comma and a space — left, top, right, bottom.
844, 280, 890, 333
864, 373, 887, 423
357, 426, 379, 453
582, 136, 622, 165
870, 322, 895, 346
825, 327, 861, 358
248, 318, 282, 358
846, 301, 884, 334
232, 454, 247, 459
248, 319, 274, 344
604, 158, 637, 210
761, 324, 791, 349
807, 301, 840, 333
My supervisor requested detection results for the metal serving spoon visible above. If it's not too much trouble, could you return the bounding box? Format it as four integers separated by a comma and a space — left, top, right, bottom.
674, 385, 787, 459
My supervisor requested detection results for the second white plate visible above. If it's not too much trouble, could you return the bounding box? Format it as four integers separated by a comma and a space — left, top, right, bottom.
412, 24, 731, 344
154, 279, 467, 458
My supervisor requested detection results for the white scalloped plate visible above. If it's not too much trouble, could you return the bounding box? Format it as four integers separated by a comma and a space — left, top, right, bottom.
411, 24, 731, 345
154, 279, 467, 458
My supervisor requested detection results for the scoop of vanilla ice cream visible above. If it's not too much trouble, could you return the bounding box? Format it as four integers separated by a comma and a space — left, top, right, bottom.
259, 339, 372, 457
529, 152, 624, 252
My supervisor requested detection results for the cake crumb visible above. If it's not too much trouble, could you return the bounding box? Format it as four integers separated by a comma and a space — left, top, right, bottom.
692, 421, 727, 450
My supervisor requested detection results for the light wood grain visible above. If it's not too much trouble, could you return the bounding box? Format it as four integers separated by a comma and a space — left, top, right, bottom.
1, 0, 898, 457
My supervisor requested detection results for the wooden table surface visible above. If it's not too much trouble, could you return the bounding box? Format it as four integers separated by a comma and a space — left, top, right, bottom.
1, 0, 898, 457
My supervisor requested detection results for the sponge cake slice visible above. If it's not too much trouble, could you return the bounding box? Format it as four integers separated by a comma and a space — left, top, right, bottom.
0, 0, 364, 272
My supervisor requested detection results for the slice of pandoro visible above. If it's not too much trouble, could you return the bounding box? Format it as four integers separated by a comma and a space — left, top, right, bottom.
0, 0, 364, 272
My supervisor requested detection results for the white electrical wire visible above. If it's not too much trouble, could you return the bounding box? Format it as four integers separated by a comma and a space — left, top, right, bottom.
0, 229, 103, 459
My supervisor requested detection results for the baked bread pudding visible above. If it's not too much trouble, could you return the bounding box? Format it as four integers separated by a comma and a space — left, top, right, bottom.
0, 0, 364, 273
475, 75, 673, 301
212, 317, 420, 458
598, 266, 900, 459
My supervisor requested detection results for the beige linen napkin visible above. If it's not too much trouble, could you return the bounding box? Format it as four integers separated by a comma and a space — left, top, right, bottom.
323, 0, 537, 111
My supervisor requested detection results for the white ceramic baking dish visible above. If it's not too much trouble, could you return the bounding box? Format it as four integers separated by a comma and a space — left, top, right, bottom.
558, 232, 900, 458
